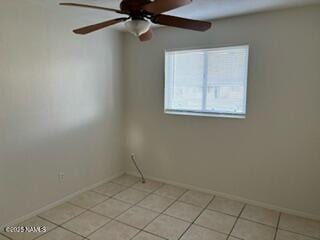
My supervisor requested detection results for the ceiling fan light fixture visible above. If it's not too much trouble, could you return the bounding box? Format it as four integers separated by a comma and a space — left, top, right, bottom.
125, 19, 151, 36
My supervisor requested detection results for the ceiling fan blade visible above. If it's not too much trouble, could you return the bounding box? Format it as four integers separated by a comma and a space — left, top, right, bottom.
73, 18, 127, 35
153, 15, 211, 31
142, 0, 191, 14
60, 3, 126, 14
139, 29, 153, 41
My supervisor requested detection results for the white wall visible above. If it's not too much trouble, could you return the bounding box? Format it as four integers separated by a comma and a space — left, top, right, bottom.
124, 6, 320, 218
0, 0, 125, 226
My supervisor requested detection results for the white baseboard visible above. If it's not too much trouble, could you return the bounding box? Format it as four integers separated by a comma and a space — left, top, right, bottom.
0, 171, 124, 230
127, 171, 320, 221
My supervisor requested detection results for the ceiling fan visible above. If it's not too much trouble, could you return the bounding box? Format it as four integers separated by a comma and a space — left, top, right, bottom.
60, 0, 212, 41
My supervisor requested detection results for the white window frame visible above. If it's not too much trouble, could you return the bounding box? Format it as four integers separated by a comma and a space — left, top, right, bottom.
164, 44, 250, 119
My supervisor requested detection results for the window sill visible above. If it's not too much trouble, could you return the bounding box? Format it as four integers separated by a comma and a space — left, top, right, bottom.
164, 110, 246, 119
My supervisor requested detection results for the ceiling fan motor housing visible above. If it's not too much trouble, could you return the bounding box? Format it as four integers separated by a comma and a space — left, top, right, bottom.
120, 0, 151, 13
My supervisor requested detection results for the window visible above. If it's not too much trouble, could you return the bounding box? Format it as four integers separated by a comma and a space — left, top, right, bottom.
165, 45, 249, 118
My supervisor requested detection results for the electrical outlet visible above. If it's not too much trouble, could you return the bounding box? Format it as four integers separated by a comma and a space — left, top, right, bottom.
58, 172, 65, 183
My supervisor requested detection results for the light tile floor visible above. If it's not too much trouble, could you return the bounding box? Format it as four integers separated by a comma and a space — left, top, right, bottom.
1, 174, 320, 240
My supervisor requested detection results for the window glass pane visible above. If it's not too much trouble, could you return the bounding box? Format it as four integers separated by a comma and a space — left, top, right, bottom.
165, 45, 249, 118
206, 47, 248, 113
170, 52, 204, 111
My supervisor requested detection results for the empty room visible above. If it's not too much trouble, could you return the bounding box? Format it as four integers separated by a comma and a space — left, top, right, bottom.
1, 0, 320, 240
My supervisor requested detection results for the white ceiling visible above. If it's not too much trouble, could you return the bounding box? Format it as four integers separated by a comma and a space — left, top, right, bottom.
168, 0, 320, 19
35, 0, 320, 30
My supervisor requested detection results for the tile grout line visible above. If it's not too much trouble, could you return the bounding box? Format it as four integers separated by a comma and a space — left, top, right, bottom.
206, 208, 244, 218
37, 177, 166, 240
87, 187, 153, 239
30, 226, 60, 240
37, 196, 113, 239
177, 195, 216, 240
117, 180, 181, 240
227, 203, 247, 240
191, 222, 239, 237
188, 203, 282, 230
1, 198, 96, 240
182, 204, 282, 231
84, 178, 169, 240
37, 204, 87, 225
137, 231, 168, 240
118, 177, 320, 240
37, 214, 91, 239
273, 212, 281, 240
139, 187, 189, 239
180, 204, 278, 238
274, 211, 320, 240
73, 192, 320, 240
238, 216, 278, 228
35, 177, 141, 240
176, 198, 216, 209
277, 227, 320, 240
